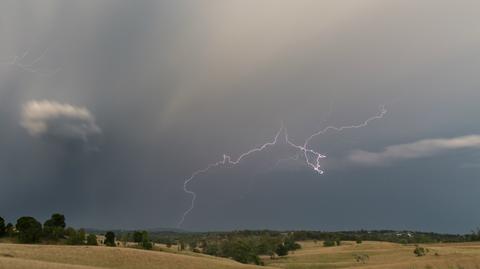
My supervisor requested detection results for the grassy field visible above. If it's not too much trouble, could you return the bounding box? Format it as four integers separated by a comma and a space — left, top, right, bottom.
3, 241, 480, 269
263, 241, 480, 269
0, 243, 273, 269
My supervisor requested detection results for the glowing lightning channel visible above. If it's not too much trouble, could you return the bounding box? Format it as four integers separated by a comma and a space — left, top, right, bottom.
177, 106, 387, 227
0, 48, 60, 75
178, 127, 284, 227
285, 105, 387, 174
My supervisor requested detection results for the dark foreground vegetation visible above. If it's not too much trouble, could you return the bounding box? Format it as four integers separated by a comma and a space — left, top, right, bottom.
3, 214, 480, 266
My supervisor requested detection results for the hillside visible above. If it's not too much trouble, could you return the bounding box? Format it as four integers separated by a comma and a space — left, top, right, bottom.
264, 241, 480, 269
0, 243, 271, 269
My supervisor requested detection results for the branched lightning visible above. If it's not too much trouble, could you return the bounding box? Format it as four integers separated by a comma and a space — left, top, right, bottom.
177, 105, 387, 227
0, 48, 60, 75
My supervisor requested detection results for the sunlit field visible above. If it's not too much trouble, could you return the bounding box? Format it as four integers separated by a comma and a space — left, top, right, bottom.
264, 241, 480, 269
3, 241, 480, 269
0, 243, 272, 269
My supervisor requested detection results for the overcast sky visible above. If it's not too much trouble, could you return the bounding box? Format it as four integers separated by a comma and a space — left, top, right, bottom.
1, 0, 480, 233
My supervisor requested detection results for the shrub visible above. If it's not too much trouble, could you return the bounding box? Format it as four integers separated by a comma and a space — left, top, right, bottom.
275, 244, 288, 256
323, 240, 335, 247
66, 228, 85, 245
16, 216, 42, 243
86, 234, 98, 245
414, 245, 426, 257
142, 240, 153, 250
354, 254, 369, 263
284, 237, 301, 251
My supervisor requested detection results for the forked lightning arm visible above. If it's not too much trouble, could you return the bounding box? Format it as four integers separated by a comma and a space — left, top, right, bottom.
178, 106, 387, 227
0, 48, 60, 75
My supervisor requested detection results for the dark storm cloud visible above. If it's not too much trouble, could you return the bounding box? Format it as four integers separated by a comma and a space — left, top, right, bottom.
1, 0, 480, 233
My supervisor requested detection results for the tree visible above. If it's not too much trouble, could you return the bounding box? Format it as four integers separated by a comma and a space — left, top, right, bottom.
284, 237, 301, 251
43, 213, 66, 241
275, 244, 288, 257
5, 223, 14, 237
178, 240, 186, 251
104, 231, 116, 247
142, 240, 153, 250
16, 216, 42, 243
66, 228, 85, 245
87, 234, 98, 245
133, 231, 143, 243
221, 239, 261, 265
44, 213, 66, 228
0, 216, 5, 237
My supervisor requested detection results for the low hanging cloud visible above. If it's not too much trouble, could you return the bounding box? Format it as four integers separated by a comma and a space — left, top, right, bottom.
21, 100, 101, 140
349, 135, 480, 166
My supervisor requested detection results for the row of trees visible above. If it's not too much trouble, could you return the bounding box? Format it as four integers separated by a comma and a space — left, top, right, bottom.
156, 233, 301, 265
0, 214, 97, 245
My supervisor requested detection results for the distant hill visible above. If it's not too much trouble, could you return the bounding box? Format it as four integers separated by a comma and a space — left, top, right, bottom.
84, 227, 188, 234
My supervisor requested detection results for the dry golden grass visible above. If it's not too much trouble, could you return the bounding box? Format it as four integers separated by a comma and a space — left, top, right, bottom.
263, 241, 480, 269
0, 243, 271, 269
4, 241, 480, 269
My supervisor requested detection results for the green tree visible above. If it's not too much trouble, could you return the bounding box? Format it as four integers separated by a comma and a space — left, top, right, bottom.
275, 244, 288, 257
65, 227, 85, 245
87, 234, 98, 245
16, 216, 42, 243
104, 231, 116, 247
133, 231, 143, 243
43, 213, 66, 241
222, 239, 261, 265
323, 240, 335, 247
44, 214, 66, 228
284, 237, 301, 251
0, 216, 5, 237
142, 240, 153, 250
5, 223, 14, 237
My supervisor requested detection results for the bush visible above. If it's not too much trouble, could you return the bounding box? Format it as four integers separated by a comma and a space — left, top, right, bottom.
354, 254, 369, 263
66, 228, 85, 245
275, 244, 288, 256
142, 240, 153, 250
414, 245, 426, 257
284, 237, 301, 251
16, 216, 42, 243
323, 240, 335, 247
86, 234, 98, 245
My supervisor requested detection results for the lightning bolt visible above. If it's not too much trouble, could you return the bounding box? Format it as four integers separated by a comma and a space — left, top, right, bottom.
177, 105, 387, 227
0, 48, 60, 75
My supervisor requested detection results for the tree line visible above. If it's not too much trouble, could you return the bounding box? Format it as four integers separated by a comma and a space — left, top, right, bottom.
0, 214, 97, 245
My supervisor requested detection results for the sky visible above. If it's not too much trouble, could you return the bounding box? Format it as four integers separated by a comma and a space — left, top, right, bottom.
1, 0, 480, 233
